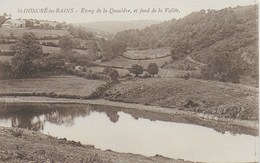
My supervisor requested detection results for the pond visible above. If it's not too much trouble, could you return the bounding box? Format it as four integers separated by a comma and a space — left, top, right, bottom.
0, 103, 258, 162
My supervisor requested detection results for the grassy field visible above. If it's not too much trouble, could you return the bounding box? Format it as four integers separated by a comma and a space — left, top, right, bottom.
0, 28, 68, 38
124, 47, 171, 59
0, 75, 105, 97
42, 46, 89, 55
106, 78, 258, 120
99, 56, 171, 69
0, 44, 14, 51
39, 40, 59, 44
0, 56, 12, 63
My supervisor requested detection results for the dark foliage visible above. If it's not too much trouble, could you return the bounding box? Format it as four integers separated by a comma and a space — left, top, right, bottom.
99, 39, 127, 61
129, 64, 144, 77
59, 35, 74, 52
108, 69, 119, 81
68, 26, 93, 40
147, 63, 159, 76
11, 32, 43, 77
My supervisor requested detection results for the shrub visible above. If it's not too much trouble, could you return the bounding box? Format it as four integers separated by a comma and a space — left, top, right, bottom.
147, 63, 159, 76
59, 35, 74, 52
9, 129, 23, 137
103, 67, 113, 75
183, 73, 190, 80
129, 64, 143, 77
46, 42, 58, 47
108, 69, 119, 81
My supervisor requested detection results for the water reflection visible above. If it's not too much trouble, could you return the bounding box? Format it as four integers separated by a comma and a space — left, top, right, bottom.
0, 103, 257, 136
0, 104, 91, 131
0, 103, 258, 162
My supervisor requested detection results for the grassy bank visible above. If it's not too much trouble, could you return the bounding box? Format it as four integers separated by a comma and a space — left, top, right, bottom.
0, 75, 105, 97
105, 78, 258, 121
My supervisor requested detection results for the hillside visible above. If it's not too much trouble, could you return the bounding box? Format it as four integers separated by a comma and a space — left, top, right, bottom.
115, 5, 258, 83
105, 78, 258, 121
76, 20, 161, 34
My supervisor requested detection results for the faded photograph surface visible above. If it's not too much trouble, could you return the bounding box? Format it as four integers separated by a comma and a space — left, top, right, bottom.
0, 0, 258, 162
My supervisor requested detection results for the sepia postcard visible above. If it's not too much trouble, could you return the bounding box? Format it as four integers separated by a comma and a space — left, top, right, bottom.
0, 0, 258, 162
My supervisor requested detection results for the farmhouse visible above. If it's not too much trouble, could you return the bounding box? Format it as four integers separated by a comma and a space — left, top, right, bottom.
1, 19, 25, 28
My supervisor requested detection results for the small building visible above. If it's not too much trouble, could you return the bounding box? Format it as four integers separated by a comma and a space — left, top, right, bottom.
1, 19, 25, 28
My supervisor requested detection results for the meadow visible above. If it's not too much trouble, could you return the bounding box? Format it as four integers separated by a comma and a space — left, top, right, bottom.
0, 75, 105, 97
0, 28, 68, 38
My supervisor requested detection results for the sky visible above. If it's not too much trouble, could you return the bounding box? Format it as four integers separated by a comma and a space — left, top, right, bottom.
0, 0, 258, 23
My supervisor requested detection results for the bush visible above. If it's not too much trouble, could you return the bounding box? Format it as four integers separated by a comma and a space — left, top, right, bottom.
103, 67, 119, 81
129, 64, 143, 77
108, 69, 119, 81
59, 35, 74, 52
103, 67, 113, 75
9, 129, 23, 137
46, 42, 58, 47
183, 73, 190, 80
147, 63, 159, 76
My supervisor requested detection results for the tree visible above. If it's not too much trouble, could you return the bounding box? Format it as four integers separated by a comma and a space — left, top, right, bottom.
108, 69, 119, 81
129, 64, 143, 77
35, 20, 40, 24
103, 67, 113, 74
147, 63, 159, 76
201, 44, 243, 83
55, 23, 63, 29
0, 15, 6, 26
59, 35, 74, 53
11, 32, 43, 77
170, 46, 185, 61
25, 20, 34, 28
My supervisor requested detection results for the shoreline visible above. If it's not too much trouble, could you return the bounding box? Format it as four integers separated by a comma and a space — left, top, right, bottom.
0, 96, 258, 136
0, 126, 190, 163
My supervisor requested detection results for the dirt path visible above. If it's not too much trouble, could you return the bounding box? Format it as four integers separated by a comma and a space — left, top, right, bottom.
120, 53, 171, 60
186, 56, 206, 66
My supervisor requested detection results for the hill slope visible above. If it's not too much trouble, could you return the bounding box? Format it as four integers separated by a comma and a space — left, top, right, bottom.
115, 5, 258, 82
105, 78, 258, 121
76, 20, 161, 34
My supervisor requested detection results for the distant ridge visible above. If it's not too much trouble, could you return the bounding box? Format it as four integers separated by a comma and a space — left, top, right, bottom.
75, 20, 161, 34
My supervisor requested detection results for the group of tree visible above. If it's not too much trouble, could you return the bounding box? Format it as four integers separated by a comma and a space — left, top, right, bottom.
99, 38, 127, 61
68, 26, 94, 40
129, 63, 159, 77
116, 5, 257, 83
24, 19, 66, 30
11, 32, 43, 77
103, 67, 119, 81
115, 5, 257, 52
25, 20, 34, 28
10, 33, 73, 77
201, 43, 248, 83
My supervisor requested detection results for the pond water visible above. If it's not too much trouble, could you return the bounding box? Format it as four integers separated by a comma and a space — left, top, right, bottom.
0, 103, 258, 162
